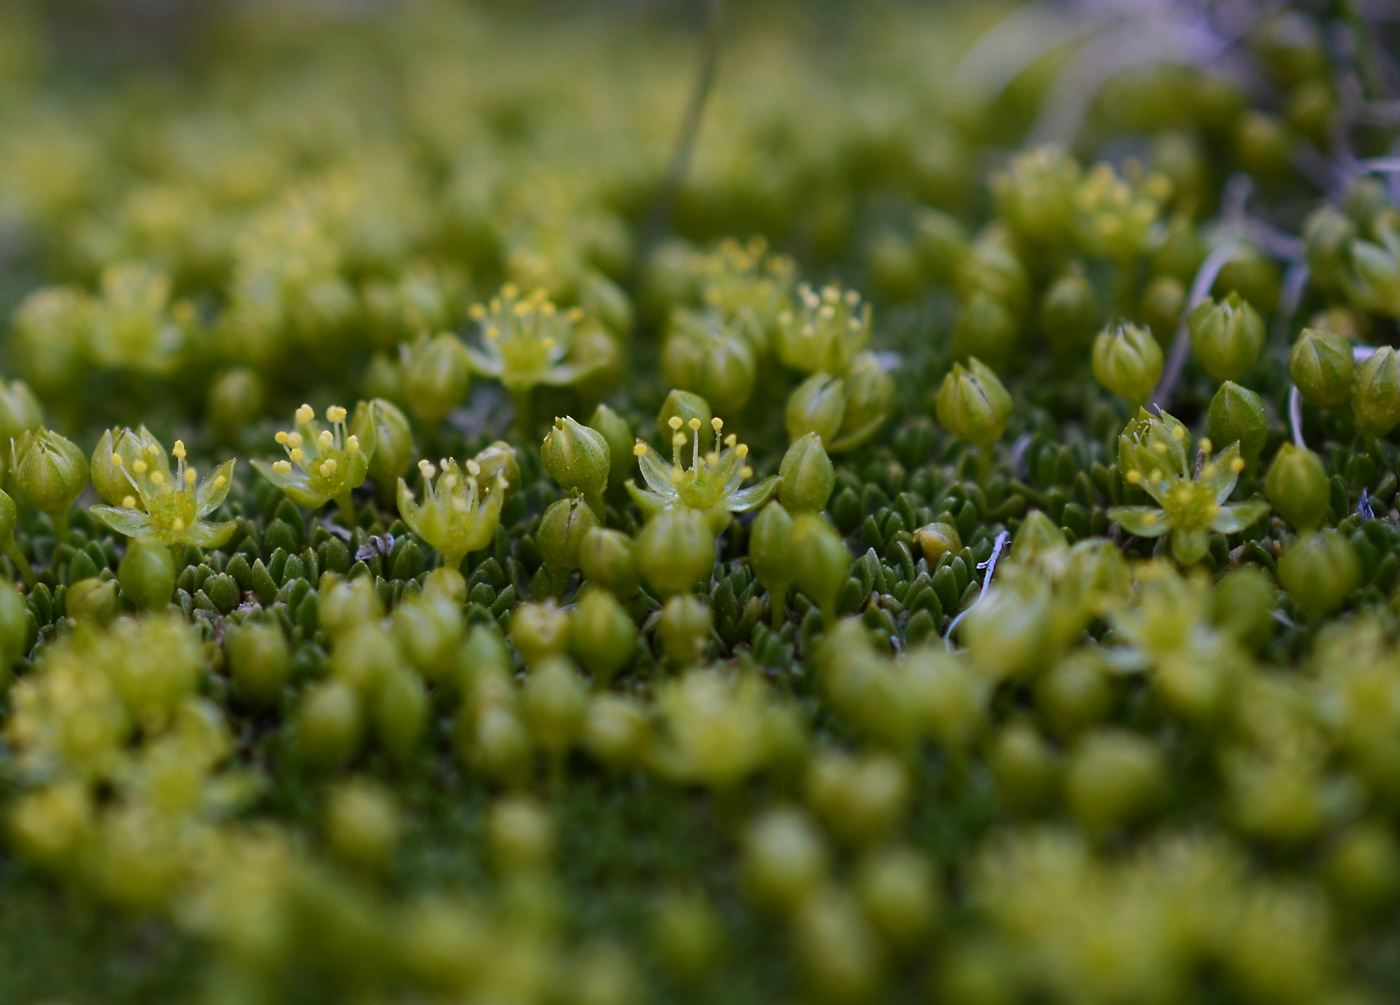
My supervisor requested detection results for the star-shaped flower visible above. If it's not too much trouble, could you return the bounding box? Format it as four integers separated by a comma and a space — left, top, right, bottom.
90, 429, 237, 548
628, 416, 777, 533
397, 444, 517, 570
251, 403, 376, 516
466, 283, 598, 393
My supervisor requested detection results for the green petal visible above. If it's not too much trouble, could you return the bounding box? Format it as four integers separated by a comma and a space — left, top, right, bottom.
1170, 529, 1210, 566
1211, 499, 1269, 534
636, 442, 676, 495
1203, 442, 1243, 504
464, 346, 503, 377
624, 480, 670, 517
184, 520, 238, 549
196, 459, 237, 517
396, 478, 425, 538
90, 505, 154, 539
251, 458, 328, 509
1108, 506, 1170, 538
727, 476, 778, 513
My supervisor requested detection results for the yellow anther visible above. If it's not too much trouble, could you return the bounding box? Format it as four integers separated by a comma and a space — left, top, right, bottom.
1171, 426, 1185, 440
672, 433, 687, 448
486, 326, 500, 340
711, 418, 723, 432
146, 443, 160, 456
272, 460, 291, 475
121, 495, 136, 509
540, 302, 557, 317
185, 469, 197, 487
736, 444, 749, 459
633, 443, 648, 457
111, 453, 123, 467
501, 282, 520, 299
317, 430, 334, 450
347, 435, 360, 454
170, 519, 185, 533
443, 475, 458, 490
133, 459, 148, 474
1230, 457, 1245, 473
275, 431, 289, 445
1142, 512, 1159, 525
296, 404, 315, 424
290, 448, 304, 462
286, 432, 304, 449
1149, 470, 1163, 484
705, 452, 719, 466
150, 471, 165, 485
466, 460, 481, 477
1202, 464, 1217, 479
568, 306, 584, 322
213, 476, 227, 488
1198, 437, 1213, 455
319, 459, 337, 478
540, 337, 556, 351
513, 301, 531, 317
418, 459, 435, 474
688, 418, 702, 431
669, 417, 683, 430
1126, 470, 1143, 484
1152, 442, 1168, 454
172, 440, 187, 460
469, 303, 487, 321
326, 406, 347, 423
725, 434, 737, 448
740, 466, 753, 479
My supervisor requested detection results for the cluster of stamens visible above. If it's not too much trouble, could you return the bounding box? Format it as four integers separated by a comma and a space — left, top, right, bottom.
633, 416, 752, 483
110, 438, 227, 534
1123, 435, 1245, 530
469, 284, 584, 347
779, 283, 865, 339
271, 404, 359, 479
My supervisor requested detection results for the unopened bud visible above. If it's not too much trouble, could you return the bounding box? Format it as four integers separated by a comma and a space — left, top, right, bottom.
658, 594, 713, 668
1278, 530, 1360, 616
511, 601, 570, 668
570, 589, 637, 689
578, 527, 640, 597
206, 368, 265, 445
588, 404, 633, 493
657, 390, 711, 446
913, 521, 961, 564
1039, 267, 1098, 354
10, 428, 88, 518
297, 679, 365, 770
835, 352, 894, 452
1265, 444, 1330, 531
66, 577, 117, 626
537, 495, 601, 575
1289, 328, 1354, 409
635, 507, 716, 597
950, 292, 1018, 373
522, 656, 588, 758
936, 358, 1012, 448
790, 514, 850, 619
1188, 292, 1265, 382
785, 373, 846, 444
225, 621, 292, 705
359, 398, 414, 487
1092, 322, 1163, 407
1065, 729, 1165, 835
542, 416, 610, 512
118, 537, 176, 610
741, 809, 829, 913
325, 780, 399, 875
0, 378, 43, 446
1207, 381, 1267, 467
779, 433, 835, 513
1351, 346, 1400, 440
401, 332, 471, 430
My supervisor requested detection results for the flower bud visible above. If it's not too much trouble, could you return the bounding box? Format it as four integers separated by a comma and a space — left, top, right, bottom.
855, 846, 938, 953
542, 416, 610, 514
206, 368, 264, 445
537, 495, 601, 576
806, 750, 909, 846
297, 679, 364, 770
914, 521, 960, 564
578, 528, 640, 597
785, 373, 846, 444
320, 575, 384, 639
0, 378, 43, 446
779, 433, 835, 513
1039, 267, 1098, 354
359, 397, 414, 488
834, 352, 894, 452
960, 580, 1051, 681
658, 594, 713, 668
950, 292, 1018, 373
657, 390, 711, 446
1303, 205, 1357, 293
401, 332, 471, 430
67, 577, 117, 626
1288, 328, 1354, 409
588, 404, 633, 493
790, 514, 850, 619
791, 887, 884, 1002
329, 623, 399, 697
511, 601, 570, 668
635, 507, 716, 597
750, 502, 794, 621
652, 891, 723, 981
1278, 530, 1359, 617
376, 666, 428, 769
570, 589, 637, 688
775, 282, 872, 375
741, 809, 829, 913
936, 358, 1012, 448
0, 580, 25, 675
1188, 293, 1265, 382
522, 656, 588, 758
325, 780, 399, 875
118, 537, 176, 610
1138, 275, 1185, 343
1209, 566, 1278, 654
1352, 346, 1400, 439
225, 621, 291, 705
1065, 730, 1165, 835
661, 311, 757, 413
10, 428, 88, 518
1009, 510, 1067, 563
1265, 444, 1329, 532
1207, 381, 1267, 467
487, 796, 554, 873
1092, 321, 1163, 407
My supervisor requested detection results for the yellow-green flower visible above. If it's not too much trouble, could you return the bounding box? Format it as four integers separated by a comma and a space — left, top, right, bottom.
251, 403, 376, 522
628, 416, 777, 533
397, 444, 517, 570
90, 430, 237, 549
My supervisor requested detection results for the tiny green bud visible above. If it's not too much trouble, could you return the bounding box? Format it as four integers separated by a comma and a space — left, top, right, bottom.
1351, 346, 1400, 440
391, 591, 465, 683
652, 891, 723, 981
657, 594, 713, 668
1039, 267, 1098, 354
360, 397, 414, 488
325, 779, 399, 875
118, 537, 176, 610
657, 390, 712, 447
1209, 566, 1278, 653
579, 527, 640, 597
1288, 328, 1354, 409
487, 795, 554, 873
0, 378, 43, 446
584, 693, 652, 769
225, 621, 291, 705
206, 368, 265, 445
635, 507, 716, 598
1265, 444, 1330, 531
750, 501, 794, 625
791, 887, 884, 1002
936, 358, 1012, 448
1009, 509, 1067, 563
661, 311, 757, 413
537, 495, 601, 576
569, 589, 637, 689
741, 809, 829, 913
522, 656, 588, 758
835, 352, 894, 452
1065, 729, 1165, 835
1187, 292, 1265, 382
855, 846, 939, 952
779, 433, 835, 513
913, 521, 961, 564
541, 416, 610, 514
1035, 652, 1114, 739
990, 720, 1060, 814
10, 428, 88, 519
511, 601, 570, 668
401, 332, 472, 430
1207, 381, 1267, 467
329, 623, 399, 697
912, 207, 968, 282
375, 666, 428, 769
950, 292, 1018, 373
297, 679, 365, 770
790, 514, 850, 619
1278, 530, 1360, 617
806, 750, 909, 846
785, 373, 846, 445
66, 577, 117, 626
1324, 823, 1400, 914
588, 404, 633, 493
319, 575, 384, 639
1091, 321, 1163, 407
1302, 206, 1357, 292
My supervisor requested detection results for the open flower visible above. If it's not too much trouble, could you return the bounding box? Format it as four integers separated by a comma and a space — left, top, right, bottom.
466, 283, 598, 394
251, 403, 376, 521
628, 416, 777, 532
1110, 418, 1268, 566
397, 444, 517, 569
90, 430, 237, 548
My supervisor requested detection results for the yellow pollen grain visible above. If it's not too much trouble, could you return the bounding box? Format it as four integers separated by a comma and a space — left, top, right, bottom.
1171, 426, 1185, 440
150, 471, 165, 485
275, 431, 289, 445
172, 440, 187, 460
736, 444, 749, 458
273, 460, 292, 474
318, 430, 334, 450
133, 459, 147, 474
1230, 458, 1245, 473
290, 448, 304, 463
214, 476, 226, 488
633, 444, 648, 457
466, 460, 481, 477
111, 453, 123, 467
1143, 512, 1158, 525
347, 436, 360, 454
326, 406, 347, 423
741, 466, 753, 479
672, 433, 687, 448
669, 417, 683, 430
1126, 470, 1143, 484
287, 432, 304, 449
170, 519, 185, 532
1152, 443, 1168, 454
121, 495, 136, 508
185, 469, 197, 487
296, 404, 315, 424
711, 418, 723, 432
725, 434, 737, 448
319, 459, 337, 477
1198, 437, 1213, 454
1149, 470, 1163, 484
688, 418, 702, 431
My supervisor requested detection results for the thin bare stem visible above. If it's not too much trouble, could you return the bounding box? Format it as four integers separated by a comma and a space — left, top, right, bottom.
944, 529, 1011, 651
1289, 386, 1305, 449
